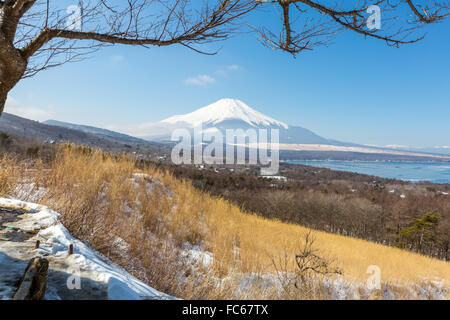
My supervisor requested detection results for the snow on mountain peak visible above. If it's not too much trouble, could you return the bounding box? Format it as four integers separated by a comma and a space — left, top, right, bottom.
161, 98, 288, 129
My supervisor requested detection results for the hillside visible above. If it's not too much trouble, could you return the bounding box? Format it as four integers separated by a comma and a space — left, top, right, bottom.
0, 113, 166, 154
43, 119, 149, 145
1, 146, 448, 299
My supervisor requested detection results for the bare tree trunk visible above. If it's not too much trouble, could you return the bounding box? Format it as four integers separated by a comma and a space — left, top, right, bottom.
0, 55, 27, 117
0, 77, 22, 117
0, 91, 6, 116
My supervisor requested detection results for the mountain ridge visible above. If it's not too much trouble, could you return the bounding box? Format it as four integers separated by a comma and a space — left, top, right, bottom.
43, 119, 148, 144
0, 112, 164, 154
162, 98, 289, 129
4, 98, 449, 160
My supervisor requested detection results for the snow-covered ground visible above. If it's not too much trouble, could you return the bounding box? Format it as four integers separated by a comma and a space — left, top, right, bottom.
0, 198, 176, 300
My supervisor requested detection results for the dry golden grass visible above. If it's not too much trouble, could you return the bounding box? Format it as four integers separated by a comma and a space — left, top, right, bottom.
0, 155, 16, 196
2, 145, 449, 299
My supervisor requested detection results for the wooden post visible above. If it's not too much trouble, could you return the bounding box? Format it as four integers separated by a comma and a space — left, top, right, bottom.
33, 240, 40, 250
13, 257, 49, 300
68, 244, 73, 255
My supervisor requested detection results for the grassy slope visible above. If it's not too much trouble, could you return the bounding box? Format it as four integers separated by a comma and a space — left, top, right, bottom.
1, 146, 449, 298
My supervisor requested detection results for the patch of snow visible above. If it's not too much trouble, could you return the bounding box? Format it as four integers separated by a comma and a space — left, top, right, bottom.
14, 183, 48, 203
182, 243, 213, 268
131, 172, 172, 197
0, 198, 176, 300
261, 175, 287, 181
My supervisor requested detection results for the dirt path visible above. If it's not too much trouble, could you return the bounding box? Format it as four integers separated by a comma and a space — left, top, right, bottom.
0, 200, 172, 300
0, 207, 108, 299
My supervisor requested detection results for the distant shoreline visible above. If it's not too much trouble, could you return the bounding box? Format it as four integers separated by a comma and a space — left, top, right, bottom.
282, 159, 450, 163
274, 143, 450, 160
286, 159, 450, 184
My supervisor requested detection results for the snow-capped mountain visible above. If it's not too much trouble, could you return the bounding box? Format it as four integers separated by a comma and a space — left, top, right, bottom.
142, 98, 346, 145
36, 98, 450, 160
162, 98, 288, 129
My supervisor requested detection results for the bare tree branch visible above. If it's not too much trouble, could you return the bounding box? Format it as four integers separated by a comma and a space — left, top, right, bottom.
0, 0, 448, 115
253, 0, 449, 55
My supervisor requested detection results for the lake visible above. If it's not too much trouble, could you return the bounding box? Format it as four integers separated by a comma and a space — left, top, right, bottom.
286, 160, 450, 184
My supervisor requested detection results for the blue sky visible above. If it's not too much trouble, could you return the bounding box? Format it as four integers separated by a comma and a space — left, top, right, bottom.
5, 5, 450, 148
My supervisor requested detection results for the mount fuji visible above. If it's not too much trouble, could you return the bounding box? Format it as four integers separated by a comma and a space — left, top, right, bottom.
162, 98, 289, 129
37, 98, 450, 160
142, 98, 347, 146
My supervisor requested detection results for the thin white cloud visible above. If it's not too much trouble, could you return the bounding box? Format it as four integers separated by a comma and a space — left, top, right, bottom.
363, 144, 379, 147
185, 65, 239, 86
184, 74, 216, 86
215, 69, 228, 77
216, 64, 240, 78
4, 96, 55, 121
110, 55, 124, 64
435, 146, 450, 149
106, 122, 173, 138
385, 144, 410, 149
363, 144, 409, 149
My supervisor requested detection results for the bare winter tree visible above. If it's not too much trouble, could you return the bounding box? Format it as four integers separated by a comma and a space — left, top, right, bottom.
0, 0, 448, 116
0, 0, 257, 114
